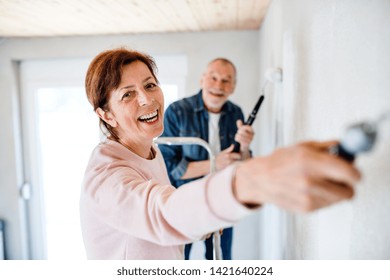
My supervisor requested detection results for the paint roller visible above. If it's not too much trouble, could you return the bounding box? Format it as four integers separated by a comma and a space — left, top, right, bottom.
232, 68, 283, 153
330, 110, 390, 161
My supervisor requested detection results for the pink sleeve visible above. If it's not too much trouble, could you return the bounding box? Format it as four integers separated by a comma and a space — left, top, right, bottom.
81, 147, 253, 246
164, 164, 253, 239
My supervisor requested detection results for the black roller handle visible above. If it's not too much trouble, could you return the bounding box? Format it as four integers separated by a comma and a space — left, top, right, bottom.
232, 95, 265, 153
328, 122, 377, 162
329, 144, 356, 162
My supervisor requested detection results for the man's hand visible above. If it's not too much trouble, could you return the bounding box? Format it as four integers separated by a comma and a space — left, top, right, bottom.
203, 229, 224, 240
216, 145, 241, 171
235, 119, 254, 159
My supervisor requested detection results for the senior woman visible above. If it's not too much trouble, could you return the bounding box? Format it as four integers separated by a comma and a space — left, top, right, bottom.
80, 48, 360, 260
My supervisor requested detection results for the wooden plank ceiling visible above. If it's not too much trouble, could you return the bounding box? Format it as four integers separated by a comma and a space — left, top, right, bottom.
0, 0, 270, 38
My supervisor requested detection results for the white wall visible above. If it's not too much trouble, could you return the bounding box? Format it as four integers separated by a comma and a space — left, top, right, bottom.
0, 31, 261, 259
258, 0, 390, 259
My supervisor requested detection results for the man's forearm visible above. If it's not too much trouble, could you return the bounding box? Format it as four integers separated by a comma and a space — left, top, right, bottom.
181, 160, 210, 179
241, 149, 251, 160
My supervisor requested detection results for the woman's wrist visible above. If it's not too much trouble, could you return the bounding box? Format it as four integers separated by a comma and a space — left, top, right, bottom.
232, 162, 262, 209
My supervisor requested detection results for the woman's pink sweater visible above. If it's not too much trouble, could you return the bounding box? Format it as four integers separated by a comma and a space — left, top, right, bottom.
80, 139, 251, 259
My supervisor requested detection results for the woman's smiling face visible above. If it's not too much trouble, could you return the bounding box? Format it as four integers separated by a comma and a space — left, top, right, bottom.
103, 60, 164, 148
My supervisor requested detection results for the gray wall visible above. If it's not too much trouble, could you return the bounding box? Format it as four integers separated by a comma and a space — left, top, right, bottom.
258, 0, 390, 259
0, 31, 260, 259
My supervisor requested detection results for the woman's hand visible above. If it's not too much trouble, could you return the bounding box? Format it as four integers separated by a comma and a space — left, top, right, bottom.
233, 141, 361, 212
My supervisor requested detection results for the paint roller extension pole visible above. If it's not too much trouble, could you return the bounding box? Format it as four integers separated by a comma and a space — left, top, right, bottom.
232, 67, 282, 153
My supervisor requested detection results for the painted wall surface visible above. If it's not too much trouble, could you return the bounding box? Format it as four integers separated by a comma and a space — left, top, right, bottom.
0, 31, 260, 259
258, 0, 390, 259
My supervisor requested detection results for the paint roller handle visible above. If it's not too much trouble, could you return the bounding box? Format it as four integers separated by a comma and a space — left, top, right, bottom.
232, 95, 264, 153
232, 141, 241, 153
329, 122, 377, 162
329, 144, 355, 162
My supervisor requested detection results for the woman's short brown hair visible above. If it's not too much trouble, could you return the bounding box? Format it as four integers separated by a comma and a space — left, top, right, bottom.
85, 48, 159, 138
